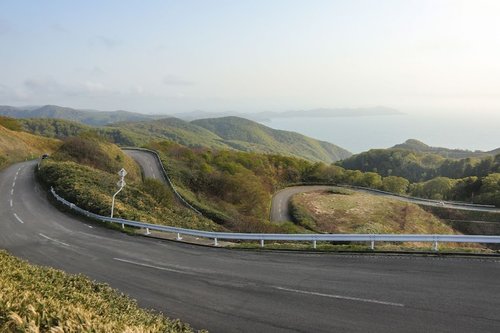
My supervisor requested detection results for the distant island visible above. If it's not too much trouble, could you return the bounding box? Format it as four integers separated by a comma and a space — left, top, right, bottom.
174, 106, 403, 121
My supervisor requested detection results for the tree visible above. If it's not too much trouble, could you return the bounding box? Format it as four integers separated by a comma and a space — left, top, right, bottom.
382, 176, 410, 194
359, 172, 383, 189
422, 177, 453, 200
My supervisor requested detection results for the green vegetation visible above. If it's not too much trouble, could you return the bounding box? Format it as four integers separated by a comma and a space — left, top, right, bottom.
19, 115, 352, 163
0, 118, 61, 170
38, 136, 220, 231
393, 139, 500, 159
192, 116, 352, 163
20, 118, 147, 146
114, 118, 230, 149
0, 250, 201, 332
150, 141, 309, 232
338, 146, 499, 182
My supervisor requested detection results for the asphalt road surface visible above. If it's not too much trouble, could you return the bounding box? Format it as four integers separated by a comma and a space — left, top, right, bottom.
123, 149, 164, 180
271, 186, 500, 223
2, 161, 500, 332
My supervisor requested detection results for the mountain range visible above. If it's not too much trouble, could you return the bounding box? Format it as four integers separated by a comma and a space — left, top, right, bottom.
9, 105, 352, 163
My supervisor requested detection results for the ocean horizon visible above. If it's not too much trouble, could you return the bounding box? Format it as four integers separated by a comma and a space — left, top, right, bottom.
259, 113, 500, 154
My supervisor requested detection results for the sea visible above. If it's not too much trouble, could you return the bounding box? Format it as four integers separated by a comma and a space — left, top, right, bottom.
259, 112, 500, 154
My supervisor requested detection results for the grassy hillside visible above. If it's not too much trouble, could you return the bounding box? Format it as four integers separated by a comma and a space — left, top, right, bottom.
115, 118, 229, 149
39, 136, 220, 231
0, 250, 200, 332
290, 189, 457, 235
0, 118, 61, 170
192, 116, 352, 163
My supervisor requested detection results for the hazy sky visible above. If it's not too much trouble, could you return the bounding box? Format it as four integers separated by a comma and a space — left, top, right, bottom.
1, 0, 500, 115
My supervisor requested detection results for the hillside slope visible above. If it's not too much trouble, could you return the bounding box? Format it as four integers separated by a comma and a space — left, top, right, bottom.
392, 139, 499, 159
192, 116, 351, 162
0, 122, 60, 170
115, 118, 229, 149
3, 104, 353, 163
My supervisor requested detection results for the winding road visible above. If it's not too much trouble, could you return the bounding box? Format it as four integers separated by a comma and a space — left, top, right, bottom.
1, 158, 500, 332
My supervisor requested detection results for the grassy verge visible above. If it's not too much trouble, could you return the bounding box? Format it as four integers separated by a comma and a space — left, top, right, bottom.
0, 250, 204, 332
229, 241, 496, 254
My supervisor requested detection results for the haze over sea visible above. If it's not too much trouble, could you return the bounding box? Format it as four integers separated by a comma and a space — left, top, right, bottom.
260, 111, 500, 154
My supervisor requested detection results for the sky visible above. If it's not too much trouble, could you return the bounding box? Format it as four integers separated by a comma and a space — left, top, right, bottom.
1, 0, 500, 115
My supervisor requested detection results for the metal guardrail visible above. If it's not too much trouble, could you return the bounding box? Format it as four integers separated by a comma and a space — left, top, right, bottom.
50, 187, 500, 250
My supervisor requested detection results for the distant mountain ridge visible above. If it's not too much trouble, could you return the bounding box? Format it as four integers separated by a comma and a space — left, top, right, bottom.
0, 105, 161, 126
7, 105, 352, 163
392, 139, 500, 159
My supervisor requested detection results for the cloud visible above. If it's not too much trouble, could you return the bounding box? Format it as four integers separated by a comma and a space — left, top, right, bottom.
90, 35, 121, 49
162, 74, 195, 86
24, 78, 62, 94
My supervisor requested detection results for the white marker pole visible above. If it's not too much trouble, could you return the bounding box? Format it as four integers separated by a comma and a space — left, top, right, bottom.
111, 168, 127, 218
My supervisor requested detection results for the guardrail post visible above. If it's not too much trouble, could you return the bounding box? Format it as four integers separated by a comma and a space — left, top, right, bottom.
145, 228, 150, 235
371, 240, 375, 250
176, 233, 182, 241
313, 239, 317, 249
121, 223, 125, 229
260, 239, 264, 248
433, 240, 439, 252
214, 238, 218, 246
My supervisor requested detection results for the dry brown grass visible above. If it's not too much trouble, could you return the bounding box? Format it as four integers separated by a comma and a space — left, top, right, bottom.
0, 124, 61, 170
291, 190, 480, 249
0, 250, 204, 332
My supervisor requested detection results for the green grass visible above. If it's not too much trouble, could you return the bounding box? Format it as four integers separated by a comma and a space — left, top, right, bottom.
0, 250, 204, 332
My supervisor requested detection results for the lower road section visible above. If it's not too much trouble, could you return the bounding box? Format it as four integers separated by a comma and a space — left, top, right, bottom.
1, 161, 500, 332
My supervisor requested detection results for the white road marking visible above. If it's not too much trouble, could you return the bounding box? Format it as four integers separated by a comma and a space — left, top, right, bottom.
9, 199, 13, 207
12, 181, 15, 187
86, 224, 94, 229
113, 258, 196, 275
10, 189, 14, 195
39, 233, 70, 247
273, 286, 405, 307
13, 213, 24, 224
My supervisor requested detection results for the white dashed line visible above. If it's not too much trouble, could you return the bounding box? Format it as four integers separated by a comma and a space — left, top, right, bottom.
10, 189, 14, 195
273, 286, 405, 307
12, 181, 15, 187
13, 213, 24, 224
39, 233, 70, 247
9, 199, 13, 207
113, 258, 195, 275
86, 225, 94, 229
